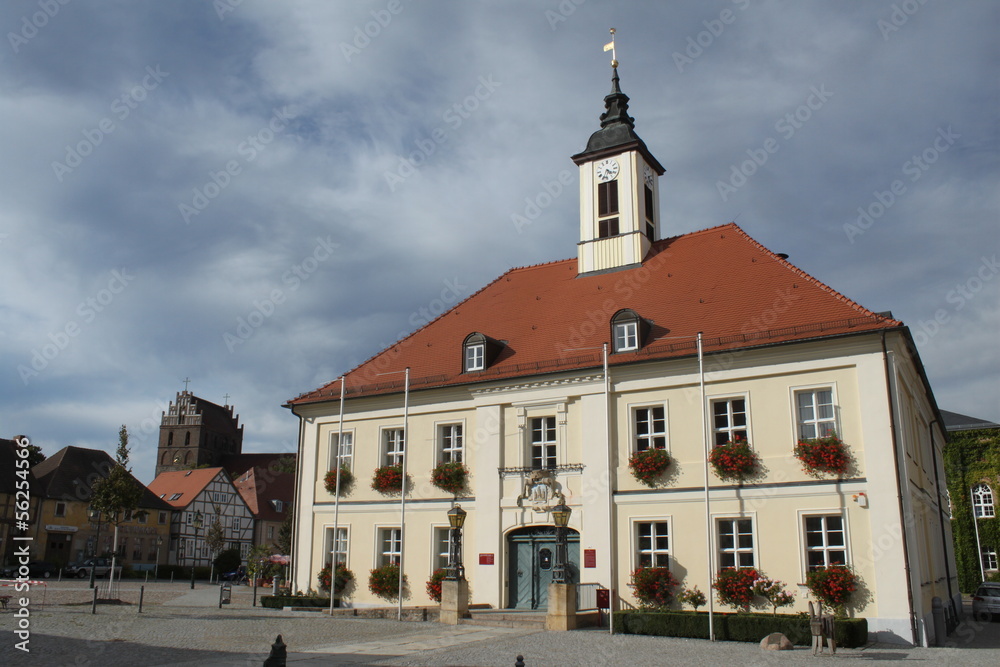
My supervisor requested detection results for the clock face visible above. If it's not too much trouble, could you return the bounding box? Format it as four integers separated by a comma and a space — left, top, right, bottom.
644, 165, 654, 188
596, 158, 619, 183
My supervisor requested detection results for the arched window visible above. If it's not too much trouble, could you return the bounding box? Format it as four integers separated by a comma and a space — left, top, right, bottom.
611, 309, 649, 353
973, 484, 995, 518
462, 332, 504, 373
183, 450, 191, 464
161, 451, 169, 465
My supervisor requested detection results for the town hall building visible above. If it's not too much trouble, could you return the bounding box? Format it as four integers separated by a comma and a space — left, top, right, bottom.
287, 61, 956, 646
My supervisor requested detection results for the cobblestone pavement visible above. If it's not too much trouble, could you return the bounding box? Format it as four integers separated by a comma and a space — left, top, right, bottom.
2, 582, 999, 666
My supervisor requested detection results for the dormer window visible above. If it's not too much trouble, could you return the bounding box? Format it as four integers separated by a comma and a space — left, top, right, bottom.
611, 309, 649, 353
462, 332, 504, 372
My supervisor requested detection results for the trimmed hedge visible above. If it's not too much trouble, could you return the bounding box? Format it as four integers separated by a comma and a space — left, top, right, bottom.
260, 595, 330, 609
614, 610, 868, 648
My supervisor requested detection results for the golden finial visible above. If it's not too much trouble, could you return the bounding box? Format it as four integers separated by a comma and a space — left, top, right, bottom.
604, 28, 618, 68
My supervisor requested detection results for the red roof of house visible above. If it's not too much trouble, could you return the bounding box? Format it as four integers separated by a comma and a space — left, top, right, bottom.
232, 466, 295, 522
148, 467, 226, 509
289, 223, 900, 406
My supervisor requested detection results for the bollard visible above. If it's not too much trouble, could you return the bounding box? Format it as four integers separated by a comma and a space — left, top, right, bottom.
932, 596, 945, 647
91, 586, 98, 614
253, 582, 258, 607
170, 571, 174, 584
515, 655, 525, 667
58, 568, 62, 582
139, 585, 145, 613
145, 571, 149, 583
263, 634, 287, 667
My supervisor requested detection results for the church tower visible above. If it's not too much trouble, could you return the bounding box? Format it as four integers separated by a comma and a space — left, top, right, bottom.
572, 39, 665, 275
155, 390, 244, 476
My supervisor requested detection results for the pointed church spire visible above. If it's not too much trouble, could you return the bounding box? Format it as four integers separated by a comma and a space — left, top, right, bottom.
599, 66, 635, 131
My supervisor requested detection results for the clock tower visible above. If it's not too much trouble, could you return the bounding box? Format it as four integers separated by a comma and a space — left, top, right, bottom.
572, 64, 665, 275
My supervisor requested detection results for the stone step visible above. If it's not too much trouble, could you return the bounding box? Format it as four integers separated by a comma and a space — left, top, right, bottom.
460, 612, 547, 630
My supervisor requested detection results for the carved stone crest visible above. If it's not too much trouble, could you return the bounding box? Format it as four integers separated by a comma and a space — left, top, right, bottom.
516, 470, 565, 513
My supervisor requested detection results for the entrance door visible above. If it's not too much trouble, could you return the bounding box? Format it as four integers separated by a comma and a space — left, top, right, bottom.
507, 527, 579, 609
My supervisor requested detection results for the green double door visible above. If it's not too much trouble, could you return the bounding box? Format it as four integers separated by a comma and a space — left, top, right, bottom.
507, 527, 580, 609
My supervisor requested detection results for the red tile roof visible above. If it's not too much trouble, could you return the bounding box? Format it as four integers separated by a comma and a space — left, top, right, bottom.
232, 466, 295, 522
289, 223, 900, 406
148, 467, 226, 509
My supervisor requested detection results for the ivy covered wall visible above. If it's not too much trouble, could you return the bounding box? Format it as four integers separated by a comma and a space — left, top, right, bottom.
943, 427, 1000, 593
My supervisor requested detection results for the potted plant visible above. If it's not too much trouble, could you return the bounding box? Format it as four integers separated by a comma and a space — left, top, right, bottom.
324, 465, 354, 494
708, 438, 760, 482
368, 563, 407, 602
371, 465, 404, 495
628, 567, 679, 609
677, 585, 706, 611
628, 448, 672, 487
426, 567, 447, 603
805, 565, 858, 617
752, 576, 796, 615
317, 562, 355, 596
793, 434, 851, 478
430, 461, 468, 495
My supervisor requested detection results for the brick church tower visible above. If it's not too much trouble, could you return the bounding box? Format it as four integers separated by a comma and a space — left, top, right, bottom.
155, 390, 244, 475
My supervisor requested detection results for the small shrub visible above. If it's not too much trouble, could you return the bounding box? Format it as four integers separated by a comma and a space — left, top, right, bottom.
805, 565, 858, 616
677, 586, 707, 611
214, 547, 241, 573
713, 568, 760, 612
753, 577, 795, 615
426, 568, 447, 602
628, 567, 679, 609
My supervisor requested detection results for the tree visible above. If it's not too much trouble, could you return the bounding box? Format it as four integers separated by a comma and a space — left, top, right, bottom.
246, 544, 275, 585
205, 512, 226, 581
275, 513, 293, 555
90, 425, 144, 598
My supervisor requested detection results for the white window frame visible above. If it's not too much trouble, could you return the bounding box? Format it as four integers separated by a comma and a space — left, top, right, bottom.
983, 547, 999, 572
231, 517, 240, 531
465, 343, 485, 372
240, 542, 250, 560
716, 516, 756, 570
973, 484, 995, 519
329, 429, 354, 471
709, 394, 750, 447
529, 415, 557, 470
633, 518, 671, 569
632, 402, 668, 452
792, 385, 838, 440
432, 525, 451, 572
438, 422, 464, 463
54, 502, 66, 517
377, 527, 402, 566
325, 525, 349, 566
382, 427, 405, 466
801, 512, 848, 572
614, 321, 639, 352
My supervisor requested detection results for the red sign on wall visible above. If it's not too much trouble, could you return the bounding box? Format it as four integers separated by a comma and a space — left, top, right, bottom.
479, 553, 495, 565
584, 549, 597, 568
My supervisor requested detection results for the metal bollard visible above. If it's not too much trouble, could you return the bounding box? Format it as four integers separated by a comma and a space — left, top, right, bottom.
263, 634, 287, 667
515, 656, 525, 667
91, 586, 98, 614
139, 585, 145, 613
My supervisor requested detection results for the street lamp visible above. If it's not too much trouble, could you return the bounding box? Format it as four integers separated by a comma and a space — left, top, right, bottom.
154, 537, 163, 580
87, 507, 102, 590
551, 503, 571, 584
446, 505, 467, 581
190, 511, 203, 590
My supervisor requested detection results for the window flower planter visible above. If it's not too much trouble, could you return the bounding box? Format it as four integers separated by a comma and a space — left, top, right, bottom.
628, 566, 679, 609
324, 465, 354, 495
628, 448, 672, 487
369, 563, 406, 601
430, 461, 468, 495
426, 567, 447, 603
805, 565, 858, 617
371, 465, 404, 495
317, 563, 355, 595
709, 439, 760, 483
793, 435, 851, 478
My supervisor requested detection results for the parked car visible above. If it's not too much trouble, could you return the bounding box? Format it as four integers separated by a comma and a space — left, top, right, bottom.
972, 582, 1000, 620
27, 561, 59, 578
65, 557, 122, 579
220, 566, 247, 584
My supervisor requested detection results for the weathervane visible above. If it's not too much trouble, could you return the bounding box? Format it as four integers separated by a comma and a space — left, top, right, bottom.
603, 27, 618, 68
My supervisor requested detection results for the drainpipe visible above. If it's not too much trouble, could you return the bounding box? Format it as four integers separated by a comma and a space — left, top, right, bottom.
882, 332, 919, 646
928, 418, 957, 626
603, 344, 616, 635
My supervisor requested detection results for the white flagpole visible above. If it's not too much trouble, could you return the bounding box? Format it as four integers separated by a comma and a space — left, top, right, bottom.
398, 367, 410, 620
699, 333, 715, 641
329, 376, 346, 615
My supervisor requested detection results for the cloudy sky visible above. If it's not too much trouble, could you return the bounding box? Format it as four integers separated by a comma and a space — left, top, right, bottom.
1, 0, 996, 484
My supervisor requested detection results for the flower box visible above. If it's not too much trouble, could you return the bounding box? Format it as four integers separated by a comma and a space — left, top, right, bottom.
793, 435, 851, 478
324, 465, 354, 495
371, 465, 404, 495
628, 448, 672, 487
430, 461, 468, 495
708, 439, 760, 482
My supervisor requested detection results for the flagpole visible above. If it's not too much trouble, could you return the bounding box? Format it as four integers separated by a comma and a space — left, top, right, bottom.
329, 376, 346, 615
699, 333, 715, 641
398, 367, 410, 620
